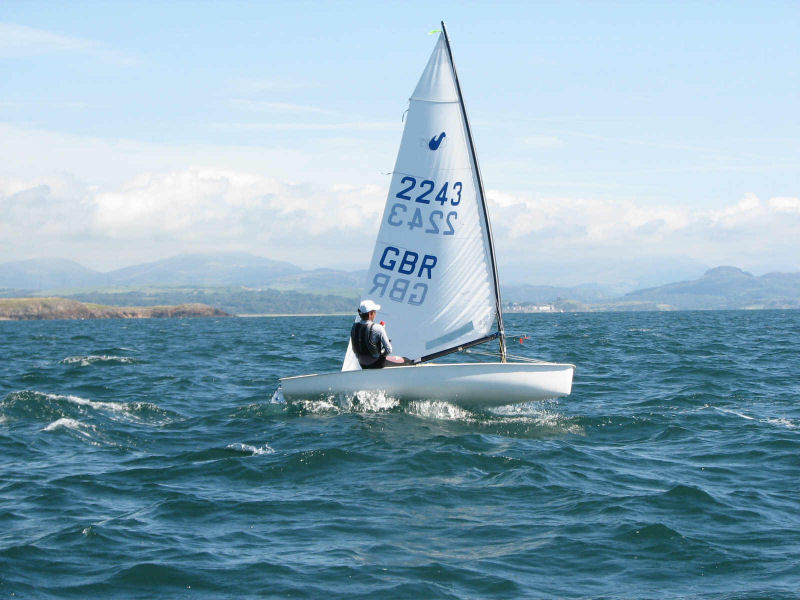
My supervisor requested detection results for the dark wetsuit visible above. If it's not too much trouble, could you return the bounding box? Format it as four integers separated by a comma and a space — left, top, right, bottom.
350, 319, 392, 369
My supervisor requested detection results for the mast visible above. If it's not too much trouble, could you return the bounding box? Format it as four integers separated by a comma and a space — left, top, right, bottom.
440, 21, 507, 362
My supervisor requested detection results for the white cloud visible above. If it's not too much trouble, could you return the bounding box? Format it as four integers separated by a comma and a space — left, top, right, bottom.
768, 196, 800, 214
0, 22, 138, 65
0, 169, 384, 270
487, 190, 690, 243
90, 168, 383, 241
1, 165, 797, 281
701, 192, 765, 227
0, 22, 96, 54
486, 189, 800, 281
0, 124, 796, 281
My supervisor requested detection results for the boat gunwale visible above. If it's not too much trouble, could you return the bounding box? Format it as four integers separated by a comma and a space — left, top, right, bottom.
279, 361, 576, 382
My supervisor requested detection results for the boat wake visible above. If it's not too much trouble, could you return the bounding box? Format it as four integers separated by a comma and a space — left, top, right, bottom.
286, 390, 402, 415
273, 390, 582, 435
406, 400, 472, 421
405, 398, 584, 435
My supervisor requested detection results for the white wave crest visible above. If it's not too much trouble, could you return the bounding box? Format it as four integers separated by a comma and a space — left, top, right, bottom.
296, 396, 342, 414
489, 402, 583, 434
227, 442, 275, 455
525, 410, 585, 435
489, 400, 557, 416
61, 355, 137, 366
43, 391, 130, 414
706, 406, 797, 430
712, 406, 756, 421
43, 417, 96, 438
31, 391, 168, 425
43, 417, 83, 431
406, 400, 473, 421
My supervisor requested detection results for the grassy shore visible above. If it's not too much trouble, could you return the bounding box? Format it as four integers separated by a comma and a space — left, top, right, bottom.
0, 297, 230, 321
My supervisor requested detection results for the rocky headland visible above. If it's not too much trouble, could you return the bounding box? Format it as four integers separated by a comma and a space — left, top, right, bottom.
0, 298, 230, 321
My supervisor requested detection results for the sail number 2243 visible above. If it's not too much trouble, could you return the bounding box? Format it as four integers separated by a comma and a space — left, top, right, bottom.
388, 177, 461, 235
395, 177, 462, 206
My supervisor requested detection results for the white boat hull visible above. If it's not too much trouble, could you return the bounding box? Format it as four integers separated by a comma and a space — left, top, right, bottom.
279, 362, 575, 408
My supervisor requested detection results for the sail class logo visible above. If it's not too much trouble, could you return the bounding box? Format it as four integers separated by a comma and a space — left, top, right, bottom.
428, 132, 446, 150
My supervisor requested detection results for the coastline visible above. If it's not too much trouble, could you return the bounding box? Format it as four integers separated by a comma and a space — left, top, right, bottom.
236, 312, 351, 317
0, 297, 230, 321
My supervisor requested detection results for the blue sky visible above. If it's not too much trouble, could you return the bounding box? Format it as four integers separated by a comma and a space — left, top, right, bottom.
1, 1, 798, 287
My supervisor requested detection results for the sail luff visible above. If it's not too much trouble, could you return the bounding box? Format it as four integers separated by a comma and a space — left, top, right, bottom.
440, 21, 507, 362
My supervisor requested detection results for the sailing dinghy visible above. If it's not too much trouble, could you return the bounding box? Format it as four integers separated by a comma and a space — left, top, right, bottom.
280, 23, 575, 408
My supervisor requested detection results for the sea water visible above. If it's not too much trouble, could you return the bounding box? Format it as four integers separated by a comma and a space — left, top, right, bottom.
1, 311, 799, 599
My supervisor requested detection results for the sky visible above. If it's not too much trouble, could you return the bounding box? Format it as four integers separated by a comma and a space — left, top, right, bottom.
1, 1, 798, 288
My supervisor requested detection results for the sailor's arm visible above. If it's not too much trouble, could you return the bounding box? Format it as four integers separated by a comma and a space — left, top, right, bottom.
375, 324, 392, 355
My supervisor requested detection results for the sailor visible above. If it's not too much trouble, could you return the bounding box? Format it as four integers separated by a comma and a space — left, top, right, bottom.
350, 300, 394, 369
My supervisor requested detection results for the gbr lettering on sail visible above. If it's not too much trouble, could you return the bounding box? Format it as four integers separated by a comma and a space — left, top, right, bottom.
369, 245, 436, 306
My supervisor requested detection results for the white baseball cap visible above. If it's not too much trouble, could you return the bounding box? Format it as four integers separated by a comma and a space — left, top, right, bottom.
358, 299, 381, 314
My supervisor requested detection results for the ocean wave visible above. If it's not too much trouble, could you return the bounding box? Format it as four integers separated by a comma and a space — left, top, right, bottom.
3, 312, 800, 597
617, 522, 685, 543
708, 405, 798, 429
43, 417, 91, 433
0, 390, 175, 426
60, 355, 140, 367
226, 442, 275, 456
42, 417, 100, 444
763, 417, 798, 429
487, 401, 584, 431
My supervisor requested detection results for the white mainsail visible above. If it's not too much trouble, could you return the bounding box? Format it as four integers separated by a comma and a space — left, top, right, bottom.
344, 30, 501, 369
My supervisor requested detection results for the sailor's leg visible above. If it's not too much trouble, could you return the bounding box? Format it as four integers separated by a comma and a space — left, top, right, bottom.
361, 356, 387, 369
384, 355, 412, 367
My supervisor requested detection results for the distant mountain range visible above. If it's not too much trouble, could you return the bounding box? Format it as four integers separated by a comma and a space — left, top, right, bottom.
539, 266, 800, 311
0, 254, 361, 292
615, 266, 800, 310
106, 253, 302, 287
1, 255, 798, 312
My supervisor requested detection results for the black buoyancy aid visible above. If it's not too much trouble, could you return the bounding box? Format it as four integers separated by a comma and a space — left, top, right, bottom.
351, 321, 381, 359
